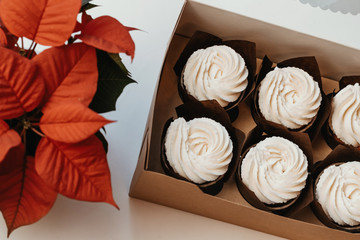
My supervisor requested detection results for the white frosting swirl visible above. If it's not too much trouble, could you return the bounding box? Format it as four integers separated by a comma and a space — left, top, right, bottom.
258, 67, 322, 129
164, 117, 233, 184
241, 136, 308, 204
316, 162, 360, 226
331, 83, 360, 147
183, 45, 248, 107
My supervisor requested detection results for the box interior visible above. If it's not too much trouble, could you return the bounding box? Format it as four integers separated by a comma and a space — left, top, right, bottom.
130, 1, 360, 239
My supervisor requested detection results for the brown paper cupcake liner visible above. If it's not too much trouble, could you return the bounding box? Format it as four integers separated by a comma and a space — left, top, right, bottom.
174, 31, 256, 116
339, 76, 360, 90
160, 100, 245, 195
311, 145, 360, 233
251, 55, 330, 141
322, 76, 360, 149
235, 125, 314, 216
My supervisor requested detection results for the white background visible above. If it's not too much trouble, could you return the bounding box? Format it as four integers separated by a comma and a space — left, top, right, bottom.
2, 0, 358, 239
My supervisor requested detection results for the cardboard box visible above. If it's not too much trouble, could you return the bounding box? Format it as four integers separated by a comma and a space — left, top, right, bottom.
129, 1, 360, 239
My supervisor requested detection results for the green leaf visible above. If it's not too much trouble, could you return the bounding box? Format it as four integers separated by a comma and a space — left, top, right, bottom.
81, 3, 98, 12
108, 53, 131, 76
89, 50, 136, 113
81, 0, 92, 6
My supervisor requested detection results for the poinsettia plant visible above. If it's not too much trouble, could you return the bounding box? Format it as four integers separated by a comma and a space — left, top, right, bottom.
0, 0, 135, 236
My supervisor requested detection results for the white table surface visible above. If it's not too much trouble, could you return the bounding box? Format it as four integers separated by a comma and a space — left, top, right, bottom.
3, 0, 356, 239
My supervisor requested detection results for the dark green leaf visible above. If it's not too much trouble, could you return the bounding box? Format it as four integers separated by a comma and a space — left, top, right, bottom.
81, 0, 92, 6
89, 50, 136, 113
108, 53, 131, 76
81, 3, 98, 12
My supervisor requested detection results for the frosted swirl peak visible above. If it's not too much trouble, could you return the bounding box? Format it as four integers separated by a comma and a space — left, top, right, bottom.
331, 83, 360, 147
164, 117, 233, 184
258, 67, 322, 129
316, 161, 360, 226
241, 136, 308, 204
183, 45, 248, 107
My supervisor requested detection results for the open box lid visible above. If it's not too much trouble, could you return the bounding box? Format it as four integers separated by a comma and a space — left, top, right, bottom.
191, 0, 360, 51
178, 0, 360, 80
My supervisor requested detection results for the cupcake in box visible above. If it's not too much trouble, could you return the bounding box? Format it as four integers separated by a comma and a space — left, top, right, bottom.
323, 76, 360, 149
160, 100, 245, 195
236, 125, 313, 216
173, 31, 256, 121
311, 145, 360, 233
251, 56, 330, 141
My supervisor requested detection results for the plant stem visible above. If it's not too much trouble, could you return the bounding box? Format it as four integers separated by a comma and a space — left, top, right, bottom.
28, 41, 34, 51
21, 37, 24, 49
20, 128, 25, 138
23, 128, 26, 152
28, 43, 37, 58
31, 127, 45, 138
26, 41, 35, 58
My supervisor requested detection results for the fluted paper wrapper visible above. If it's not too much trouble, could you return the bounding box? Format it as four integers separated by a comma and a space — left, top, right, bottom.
235, 125, 313, 216
322, 76, 360, 149
311, 145, 360, 233
173, 31, 256, 120
251, 56, 330, 141
160, 100, 245, 195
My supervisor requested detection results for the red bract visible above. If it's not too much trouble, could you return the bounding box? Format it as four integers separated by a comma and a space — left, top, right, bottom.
35, 136, 118, 209
0, 0, 135, 235
32, 43, 98, 111
0, 47, 45, 119
0, 120, 21, 162
78, 16, 135, 58
0, 28, 7, 47
0, 0, 81, 46
0, 149, 58, 236
40, 103, 114, 143
82, 11, 94, 27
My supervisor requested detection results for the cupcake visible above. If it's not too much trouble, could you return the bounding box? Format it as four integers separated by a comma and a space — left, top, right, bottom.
161, 100, 245, 195
174, 31, 256, 120
164, 117, 233, 184
311, 145, 360, 232
258, 66, 322, 130
252, 56, 329, 141
329, 83, 360, 147
315, 161, 360, 227
240, 136, 309, 206
182, 45, 249, 108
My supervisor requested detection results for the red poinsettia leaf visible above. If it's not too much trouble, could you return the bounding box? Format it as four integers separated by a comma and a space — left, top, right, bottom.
35, 136, 118, 208
0, 28, 7, 47
5, 33, 18, 50
126, 26, 139, 32
0, 47, 45, 119
0, 144, 24, 176
0, 0, 81, 46
73, 21, 82, 33
82, 11, 93, 26
40, 103, 114, 143
78, 16, 135, 58
73, 11, 93, 33
0, 120, 21, 162
0, 154, 57, 236
33, 43, 98, 111
0, 24, 20, 50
